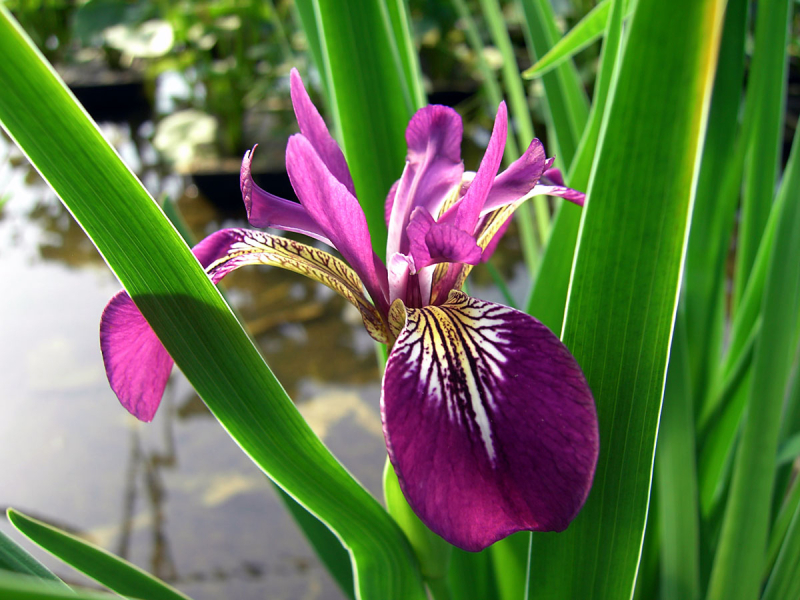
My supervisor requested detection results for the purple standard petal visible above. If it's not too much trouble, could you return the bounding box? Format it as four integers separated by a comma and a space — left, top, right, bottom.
439, 102, 508, 234
479, 139, 548, 214
286, 134, 389, 314
382, 291, 598, 551
290, 69, 356, 196
407, 207, 482, 271
387, 105, 464, 257
240, 146, 333, 245
100, 291, 173, 422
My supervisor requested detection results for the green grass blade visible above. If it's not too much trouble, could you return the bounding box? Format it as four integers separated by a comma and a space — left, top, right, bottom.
275, 486, 355, 600
383, 0, 426, 110
489, 534, 528, 600
525, 0, 625, 328
315, 0, 415, 258
449, 0, 519, 158
449, 0, 537, 272
764, 475, 800, 582
293, 0, 330, 105
449, 548, 497, 600
517, 0, 589, 171
477, 0, 549, 268
657, 308, 700, 600
733, 0, 791, 306
683, 0, 747, 408
719, 185, 786, 401
762, 493, 800, 600
697, 370, 751, 517
0, 10, 425, 599
7, 509, 190, 600
522, 0, 622, 79
0, 572, 116, 600
526, 0, 725, 598
0, 531, 63, 586
706, 101, 800, 600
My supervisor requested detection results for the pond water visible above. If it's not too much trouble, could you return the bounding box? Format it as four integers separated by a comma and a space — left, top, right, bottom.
0, 121, 389, 599
0, 85, 530, 599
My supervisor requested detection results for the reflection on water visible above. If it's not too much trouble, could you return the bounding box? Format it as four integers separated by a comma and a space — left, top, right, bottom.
0, 123, 389, 599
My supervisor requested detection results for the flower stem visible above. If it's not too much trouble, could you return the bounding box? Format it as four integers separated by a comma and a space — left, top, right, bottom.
426, 577, 453, 600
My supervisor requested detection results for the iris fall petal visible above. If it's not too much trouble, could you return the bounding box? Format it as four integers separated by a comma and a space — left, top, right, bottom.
382, 291, 598, 551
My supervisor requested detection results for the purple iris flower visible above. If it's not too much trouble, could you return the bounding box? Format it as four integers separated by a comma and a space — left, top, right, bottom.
100, 69, 598, 552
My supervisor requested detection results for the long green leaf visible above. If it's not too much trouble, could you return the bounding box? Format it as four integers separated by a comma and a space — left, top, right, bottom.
683, 0, 747, 411
477, 0, 548, 275
527, 0, 725, 598
525, 0, 625, 328
0, 531, 63, 586
0, 572, 115, 600
517, 0, 589, 171
314, 0, 415, 258
706, 119, 800, 600
762, 491, 800, 600
8, 509, 189, 600
656, 308, 700, 600
764, 474, 800, 581
448, 548, 497, 600
275, 486, 355, 600
449, 0, 537, 272
0, 9, 425, 599
382, 0, 426, 110
522, 0, 625, 79
733, 0, 791, 305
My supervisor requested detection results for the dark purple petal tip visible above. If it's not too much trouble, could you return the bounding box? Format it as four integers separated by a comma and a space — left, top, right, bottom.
382, 292, 598, 551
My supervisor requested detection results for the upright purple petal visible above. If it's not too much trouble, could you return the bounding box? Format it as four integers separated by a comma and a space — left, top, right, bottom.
286, 134, 389, 313
240, 147, 333, 245
478, 139, 548, 213
100, 292, 173, 422
382, 291, 598, 551
387, 105, 464, 257
290, 69, 356, 196
439, 102, 508, 234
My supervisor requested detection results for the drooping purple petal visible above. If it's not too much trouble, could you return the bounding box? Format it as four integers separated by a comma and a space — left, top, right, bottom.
529, 183, 586, 207
407, 207, 481, 271
101, 226, 391, 422
100, 291, 173, 422
478, 139, 548, 214
439, 102, 508, 234
542, 167, 564, 186
286, 133, 389, 314
290, 69, 356, 196
99, 230, 245, 421
382, 291, 598, 552
387, 105, 464, 257
203, 228, 389, 342
240, 146, 333, 245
